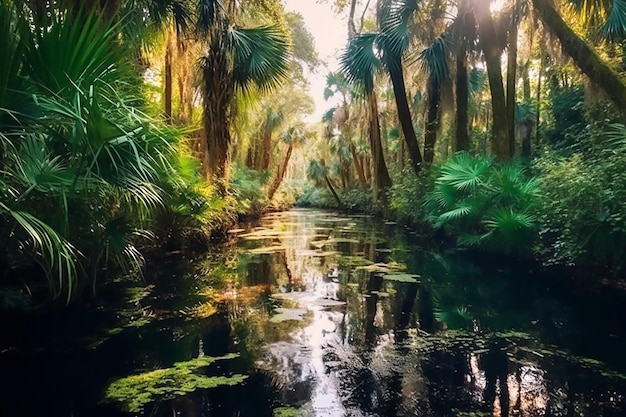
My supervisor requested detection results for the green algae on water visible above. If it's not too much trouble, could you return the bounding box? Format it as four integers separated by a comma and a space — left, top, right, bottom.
382, 273, 420, 283
105, 353, 246, 412
273, 406, 301, 417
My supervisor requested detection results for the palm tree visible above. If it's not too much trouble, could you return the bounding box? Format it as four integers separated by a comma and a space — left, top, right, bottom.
377, 0, 424, 173
340, 33, 392, 199
474, 0, 511, 159
418, 35, 451, 164
531, 0, 626, 111
307, 159, 342, 206
453, 0, 474, 151
267, 124, 310, 201
0, 3, 178, 301
197, 0, 290, 187
324, 72, 369, 190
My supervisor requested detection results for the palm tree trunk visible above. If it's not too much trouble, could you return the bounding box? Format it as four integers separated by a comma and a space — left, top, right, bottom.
521, 61, 532, 157
267, 143, 293, 201
455, 39, 469, 151
368, 93, 392, 195
536, 55, 544, 149
349, 139, 368, 190
177, 41, 192, 123
388, 63, 423, 173
202, 41, 233, 185
532, 0, 626, 111
325, 175, 342, 207
164, 30, 174, 124
506, 4, 518, 157
476, 0, 510, 160
424, 81, 440, 164
261, 128, 271, 170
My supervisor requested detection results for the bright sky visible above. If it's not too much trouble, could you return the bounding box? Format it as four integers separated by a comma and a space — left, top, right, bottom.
282, 0, 349, 122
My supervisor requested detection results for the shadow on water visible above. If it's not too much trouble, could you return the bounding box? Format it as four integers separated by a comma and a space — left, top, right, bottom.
1, 208, 626, 417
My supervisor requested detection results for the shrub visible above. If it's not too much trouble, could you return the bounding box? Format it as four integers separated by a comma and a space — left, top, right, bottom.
535, 124, 626, 271
425, 153, 539, 255
389, 169, 434, 227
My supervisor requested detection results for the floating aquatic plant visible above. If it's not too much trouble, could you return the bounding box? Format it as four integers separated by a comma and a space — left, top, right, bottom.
104, 354, 246, 412
382, 273, 420, 283
273, 406, 301, 417
269, 307, 308, 322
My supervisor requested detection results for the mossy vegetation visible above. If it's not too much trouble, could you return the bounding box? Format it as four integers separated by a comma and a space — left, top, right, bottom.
273, 406, 302, 417
104, 354, 246, 412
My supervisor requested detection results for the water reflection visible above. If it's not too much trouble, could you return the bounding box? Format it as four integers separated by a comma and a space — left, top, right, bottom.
2, 209, 626, 417
233, 209, 626, 417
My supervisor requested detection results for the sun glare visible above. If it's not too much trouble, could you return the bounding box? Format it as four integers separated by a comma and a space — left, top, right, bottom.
490, 0, 507, 13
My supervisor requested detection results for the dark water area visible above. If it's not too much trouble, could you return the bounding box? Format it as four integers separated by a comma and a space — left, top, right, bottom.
1, 209, 626, 417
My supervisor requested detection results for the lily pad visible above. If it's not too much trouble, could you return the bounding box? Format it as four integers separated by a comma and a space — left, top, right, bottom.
383, 273, 420, 283
269, 308, 308, 322
312, 298, 346, 307
336, 255, 374, 267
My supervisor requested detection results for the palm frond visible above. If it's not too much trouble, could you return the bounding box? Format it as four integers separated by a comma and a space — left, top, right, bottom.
437, 152, 493, 192
340, 33, 381, 94
12, 135, 74, 193
230, 25, 290, 93
322, 107, 336, 124
459, 232, 491, 246
197, 0, 224, 34
437, 205, 473, 226
0, 202, 78, 302
603, 0, 626, 41
603, 123, 626, 149
418, 35, 451, 86
378, 0, 416, 69
469, 68, 488, 97
22, 9, 126, 99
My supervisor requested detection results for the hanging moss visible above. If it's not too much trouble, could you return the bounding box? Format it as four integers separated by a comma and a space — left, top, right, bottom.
104, 354, 246, 412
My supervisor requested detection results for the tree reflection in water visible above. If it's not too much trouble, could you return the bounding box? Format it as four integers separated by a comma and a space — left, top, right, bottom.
231, 210, 626, 417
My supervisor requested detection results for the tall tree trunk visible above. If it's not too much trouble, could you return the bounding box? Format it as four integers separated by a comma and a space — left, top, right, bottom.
177, 41, 192, 123
368, 93, 392, 196
455, 0, 471, 152
521, 61, 532, 157
476, 0, 510, 159
398, 128, 406, 170
261, 128, 272, 170
267, 143, 293, 201
455, 39, 470, 151
348, 0, 358, 38
245, 147, 254, 168
349, 139, 368, 190
164, 30, 174, 124
424, 81, 440, 164
506, 3, 518, 157
325, 174, 342, 207
388, 62, 423, 173
532, 0, 626, 111
536, 54, 544, 149
202, 36, 233, 186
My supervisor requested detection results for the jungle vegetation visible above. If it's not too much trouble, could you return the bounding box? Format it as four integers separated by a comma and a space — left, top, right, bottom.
1, 0, 626, 307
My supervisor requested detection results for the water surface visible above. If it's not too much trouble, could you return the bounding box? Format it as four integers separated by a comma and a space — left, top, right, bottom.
1, 209, 625, 417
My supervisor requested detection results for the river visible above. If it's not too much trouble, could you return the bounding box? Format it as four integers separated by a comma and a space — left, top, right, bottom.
1, 209, 625, 417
